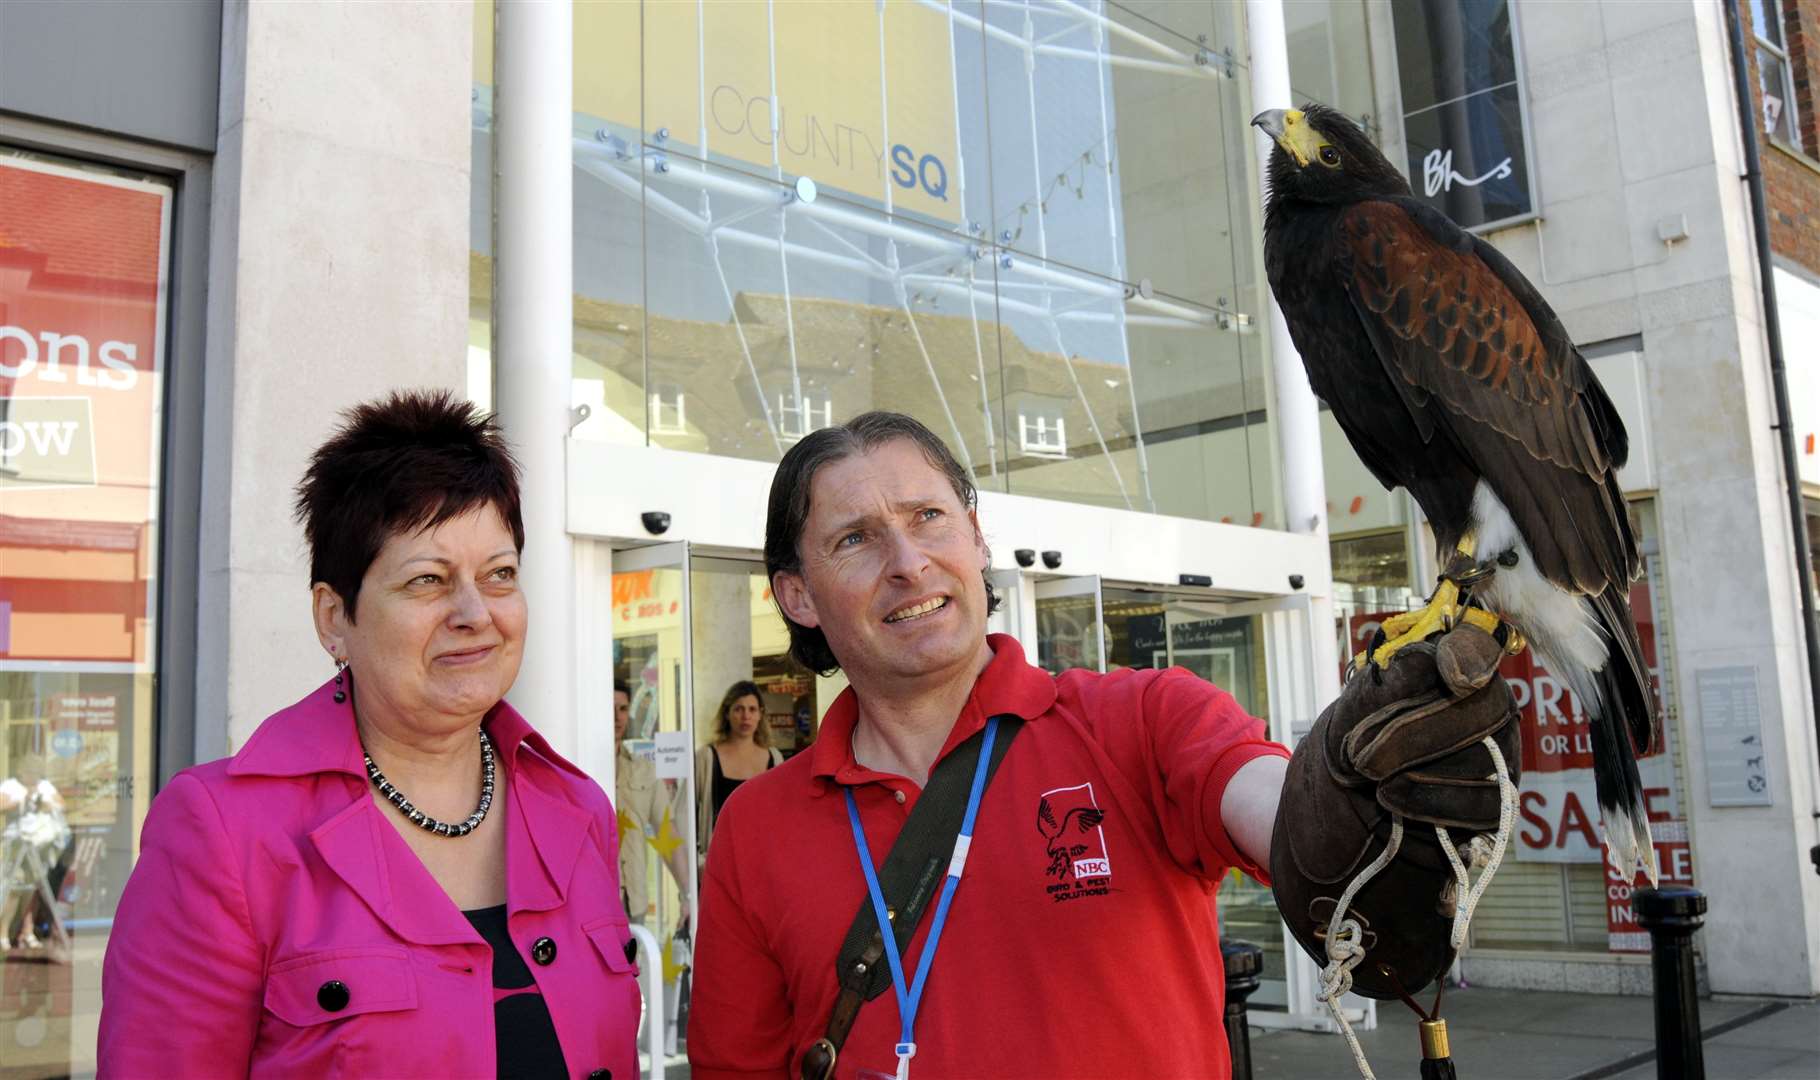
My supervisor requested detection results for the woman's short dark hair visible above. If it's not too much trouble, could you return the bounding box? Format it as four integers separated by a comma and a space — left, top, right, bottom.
715, 680, 769, 748
764, 411, 998, 674
294, 389, 524, 619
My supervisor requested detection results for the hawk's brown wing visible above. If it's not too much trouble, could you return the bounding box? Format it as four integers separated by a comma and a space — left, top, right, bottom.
1335, 198, 1637, 596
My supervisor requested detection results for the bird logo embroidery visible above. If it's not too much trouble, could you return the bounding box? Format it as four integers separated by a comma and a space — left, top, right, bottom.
1037, 782, 1111, 882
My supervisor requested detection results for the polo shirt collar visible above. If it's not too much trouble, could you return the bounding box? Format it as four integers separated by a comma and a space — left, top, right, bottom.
808, 633, 1056, 793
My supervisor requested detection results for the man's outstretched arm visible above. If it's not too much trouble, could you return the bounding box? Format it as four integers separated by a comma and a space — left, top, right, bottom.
1221, 754, 1290, 871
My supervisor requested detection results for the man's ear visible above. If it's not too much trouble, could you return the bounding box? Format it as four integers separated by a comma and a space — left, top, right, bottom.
771, 570, 821, 629
312, 583, 350, 660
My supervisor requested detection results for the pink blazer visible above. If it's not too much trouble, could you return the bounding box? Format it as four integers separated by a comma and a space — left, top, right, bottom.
98, 679, 639, 1079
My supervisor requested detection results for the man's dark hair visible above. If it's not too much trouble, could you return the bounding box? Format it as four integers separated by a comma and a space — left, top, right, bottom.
764, 411, 998, 675
294, 389, 524, 620
613, 679, 631, 698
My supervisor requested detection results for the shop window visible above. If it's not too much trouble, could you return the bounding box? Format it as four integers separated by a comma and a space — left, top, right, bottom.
1, 147, 170, 1074
1390, 0, 1536, 230
649, 384, 689, 436
1017, 410, 1069, 460
1753, 0, 1807, 151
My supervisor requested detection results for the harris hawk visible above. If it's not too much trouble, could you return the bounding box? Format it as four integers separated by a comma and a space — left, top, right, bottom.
1252, 103, 1659, 884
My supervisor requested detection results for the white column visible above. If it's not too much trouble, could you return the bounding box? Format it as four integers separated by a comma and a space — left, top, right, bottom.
1245, 1, 1340, 697
1245, 0, 1357, 1034
1246, 0, 1328, 543
493, 0, 577, 758
200, 0, 471, 753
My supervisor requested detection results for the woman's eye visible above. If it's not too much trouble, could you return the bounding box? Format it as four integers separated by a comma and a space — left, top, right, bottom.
411, 574, 442, 586
490, 566, 517, 582
1319, 146, 1340, 167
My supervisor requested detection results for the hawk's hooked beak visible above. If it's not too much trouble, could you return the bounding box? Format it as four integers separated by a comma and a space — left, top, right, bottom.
1251, 107, 1319, 168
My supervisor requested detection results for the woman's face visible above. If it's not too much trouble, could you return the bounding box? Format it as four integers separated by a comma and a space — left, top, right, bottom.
314, 504, 527, 735
727, 694, 764, 741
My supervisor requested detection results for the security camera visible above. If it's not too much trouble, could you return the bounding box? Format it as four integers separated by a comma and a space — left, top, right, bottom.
1288, 573, 1305, 590
1014, 548, 1037, 568
1041, 550, 1063, 570
641, 511, 672, 535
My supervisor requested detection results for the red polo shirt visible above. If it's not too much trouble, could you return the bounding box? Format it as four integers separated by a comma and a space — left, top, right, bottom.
689, 635, 1289, 1079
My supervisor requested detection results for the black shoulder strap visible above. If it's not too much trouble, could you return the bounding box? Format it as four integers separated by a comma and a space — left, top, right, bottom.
800, 714, 1024, 1080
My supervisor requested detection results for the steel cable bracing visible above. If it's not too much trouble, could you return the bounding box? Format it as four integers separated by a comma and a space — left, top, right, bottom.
880, 0, 976, 475
1085, 0, 1154, 512
1019, 0, 1130, 510
942, 0, 1001, 479
764, 0, 806, 426
694, 0, 784, 458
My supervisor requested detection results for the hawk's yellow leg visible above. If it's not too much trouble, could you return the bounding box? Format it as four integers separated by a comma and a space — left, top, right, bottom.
1348, 536, 1528, 672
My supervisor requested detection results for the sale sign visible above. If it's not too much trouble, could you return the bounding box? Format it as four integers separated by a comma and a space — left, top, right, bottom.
1604, 820, 1693, 952
1346, 576, 1677, 871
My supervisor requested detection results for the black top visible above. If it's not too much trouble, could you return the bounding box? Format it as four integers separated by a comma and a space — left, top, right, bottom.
710, 745, 772, 818
462, 904, 568, 1080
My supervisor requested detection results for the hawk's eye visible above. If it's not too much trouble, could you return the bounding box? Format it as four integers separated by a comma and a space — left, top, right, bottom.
1318, 145, 1341, 167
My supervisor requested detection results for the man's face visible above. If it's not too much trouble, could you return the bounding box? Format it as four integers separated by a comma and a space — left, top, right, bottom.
614, 689, 631, 742
774, 439, 991, 688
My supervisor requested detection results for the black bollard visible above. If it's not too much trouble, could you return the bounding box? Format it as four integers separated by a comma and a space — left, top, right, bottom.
1222, 939, 1263, 1080
1633, 886, 1707, 1080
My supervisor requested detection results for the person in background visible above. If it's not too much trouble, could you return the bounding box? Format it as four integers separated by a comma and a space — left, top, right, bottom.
614, 679, 690, 926
692, 681, 782, 862
100, 390, 638, 1079
0, 756, 68, 952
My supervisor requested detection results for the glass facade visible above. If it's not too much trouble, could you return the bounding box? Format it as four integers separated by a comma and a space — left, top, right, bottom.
0, 149, 169, 1077
473, 0, 1288, 528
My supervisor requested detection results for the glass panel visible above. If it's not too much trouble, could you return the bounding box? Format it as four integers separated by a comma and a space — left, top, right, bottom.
640, 0, 985, 234
470, 2, 496, 413
633, 154, 1006, 472
609, 552, 690, 1074
1751, 0, 1785, 49
1286, 0, 1380, 125
1034, 577, 1104, 674
1758, 47, 1801, 148
1401, 82, 1532, 226
1098, 586, 1285, 1005
679, 555, 829, 1062
1391, 0, 1518, 112
1, 149, 170, 1077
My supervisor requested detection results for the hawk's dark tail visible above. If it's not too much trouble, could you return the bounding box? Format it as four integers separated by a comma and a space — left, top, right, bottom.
1585, 586, 1659, 886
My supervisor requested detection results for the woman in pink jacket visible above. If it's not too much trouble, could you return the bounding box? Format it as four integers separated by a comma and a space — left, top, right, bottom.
99, 391, 639, 1079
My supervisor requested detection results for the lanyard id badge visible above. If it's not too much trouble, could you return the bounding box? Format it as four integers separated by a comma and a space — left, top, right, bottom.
843, 716, 1001, 1080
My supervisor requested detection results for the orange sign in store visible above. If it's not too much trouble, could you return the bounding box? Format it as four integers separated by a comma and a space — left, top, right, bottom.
475, 0, 961, 222
0, 157, 167, 663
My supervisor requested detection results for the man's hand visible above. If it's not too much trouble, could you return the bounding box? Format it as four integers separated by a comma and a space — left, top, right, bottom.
1269, 623, 1520, 1000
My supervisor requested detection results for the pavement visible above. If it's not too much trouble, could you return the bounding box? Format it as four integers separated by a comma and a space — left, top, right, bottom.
1246, 986, 1820, 1080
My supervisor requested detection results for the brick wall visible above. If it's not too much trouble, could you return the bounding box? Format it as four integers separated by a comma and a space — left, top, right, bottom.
1741, 0, 1820, 274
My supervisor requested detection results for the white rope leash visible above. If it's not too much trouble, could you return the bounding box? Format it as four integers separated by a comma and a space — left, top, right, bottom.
1317, 735, 1518, 1080
1435, 737, 1517, 951
1317, 817, 1402, 1080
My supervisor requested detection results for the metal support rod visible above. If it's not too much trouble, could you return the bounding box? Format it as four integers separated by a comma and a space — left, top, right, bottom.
627, 923, 666, 1080
1635, 886, 1707, 1080
1222, 938, 1263, 1080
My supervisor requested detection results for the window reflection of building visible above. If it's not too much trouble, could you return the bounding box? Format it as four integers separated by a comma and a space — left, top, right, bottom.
0, 149, 168, 1075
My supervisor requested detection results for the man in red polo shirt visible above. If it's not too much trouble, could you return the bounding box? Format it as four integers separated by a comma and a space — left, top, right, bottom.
690, 412, 1519, 1078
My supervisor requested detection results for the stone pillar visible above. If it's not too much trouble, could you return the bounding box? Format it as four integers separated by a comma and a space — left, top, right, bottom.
197, 0, 472, 754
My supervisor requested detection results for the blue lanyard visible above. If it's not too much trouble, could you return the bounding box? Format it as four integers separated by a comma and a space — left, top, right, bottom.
843, 716, 1000, 1080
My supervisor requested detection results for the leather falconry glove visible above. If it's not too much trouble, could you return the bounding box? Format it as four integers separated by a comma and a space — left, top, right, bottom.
1269, 623, 1520, 1000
